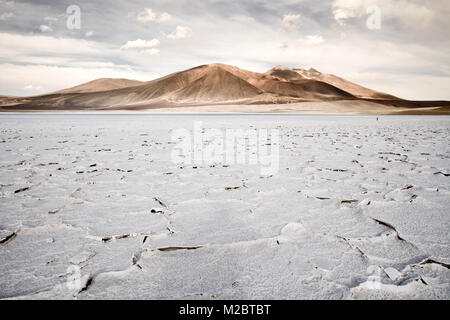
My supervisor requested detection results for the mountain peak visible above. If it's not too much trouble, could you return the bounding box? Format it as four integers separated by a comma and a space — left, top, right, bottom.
272, 65, 290, 70
205, 63, 237, 70
291, 67, 321, 78
206, 62, 229, 67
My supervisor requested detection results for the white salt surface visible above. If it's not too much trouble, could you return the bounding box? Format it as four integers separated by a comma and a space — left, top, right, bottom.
0, 115, 449, 299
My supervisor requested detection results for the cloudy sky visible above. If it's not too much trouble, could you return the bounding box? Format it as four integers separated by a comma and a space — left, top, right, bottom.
0, 0, 449, 99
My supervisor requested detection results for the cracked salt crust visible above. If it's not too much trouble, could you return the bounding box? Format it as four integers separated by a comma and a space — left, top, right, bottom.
0, 115, 449, 299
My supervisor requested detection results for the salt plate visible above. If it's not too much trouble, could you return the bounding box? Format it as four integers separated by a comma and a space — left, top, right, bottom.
0, 115, 448, 299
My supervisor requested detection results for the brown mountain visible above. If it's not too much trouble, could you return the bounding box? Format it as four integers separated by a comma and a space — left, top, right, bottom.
265, 65, 398, 100
0, 63, 448, 113
52, 78, 144, 94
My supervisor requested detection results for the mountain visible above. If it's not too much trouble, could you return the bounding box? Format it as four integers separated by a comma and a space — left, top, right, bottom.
52, 78, 144, 94
265, 65, 398, 100
0, 63, 448, 113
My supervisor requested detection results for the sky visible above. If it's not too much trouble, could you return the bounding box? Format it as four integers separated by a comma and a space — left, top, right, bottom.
0, 0, 449, 100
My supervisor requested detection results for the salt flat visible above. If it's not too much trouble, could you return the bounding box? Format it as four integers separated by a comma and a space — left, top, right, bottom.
0, 115, 449, 299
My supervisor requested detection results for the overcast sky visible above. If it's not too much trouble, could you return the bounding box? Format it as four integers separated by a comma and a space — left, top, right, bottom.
0, 0, 449, 99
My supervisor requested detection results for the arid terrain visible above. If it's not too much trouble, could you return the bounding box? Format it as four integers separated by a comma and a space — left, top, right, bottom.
1, 64, 448, 114
0, 115, 449, 299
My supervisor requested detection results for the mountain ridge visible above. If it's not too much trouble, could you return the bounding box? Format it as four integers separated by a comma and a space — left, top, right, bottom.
52, 78, 145, 94
0, 63, 448, 113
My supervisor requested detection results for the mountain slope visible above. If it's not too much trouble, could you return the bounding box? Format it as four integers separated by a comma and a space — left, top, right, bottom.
53, 78, 144, 94
266, 65, 399, 100
169, 66, 263, 102
257, 78, 354, 100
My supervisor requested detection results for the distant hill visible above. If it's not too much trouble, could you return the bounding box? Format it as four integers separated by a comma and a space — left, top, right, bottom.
52, 78, 144, 94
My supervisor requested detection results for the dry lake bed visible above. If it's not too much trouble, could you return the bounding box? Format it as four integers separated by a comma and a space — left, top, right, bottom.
0, 115, 449, 299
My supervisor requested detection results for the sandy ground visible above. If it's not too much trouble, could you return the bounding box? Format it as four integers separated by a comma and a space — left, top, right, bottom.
0, 115, 449, 299
1, 100, 450, 115
137, 101, 450, 114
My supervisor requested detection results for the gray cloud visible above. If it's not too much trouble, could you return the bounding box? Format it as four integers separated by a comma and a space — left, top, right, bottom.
0, 0, 449, 99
